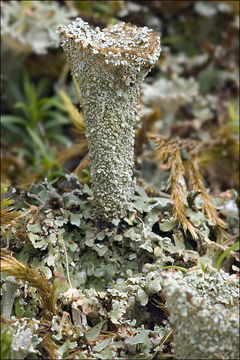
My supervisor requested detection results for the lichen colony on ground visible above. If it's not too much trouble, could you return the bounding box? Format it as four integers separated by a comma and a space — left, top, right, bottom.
58, 18, 161, 223
161, 268, 239, 359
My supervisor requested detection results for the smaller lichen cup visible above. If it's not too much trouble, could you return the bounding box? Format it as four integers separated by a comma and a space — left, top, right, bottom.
161, 268, 239, 359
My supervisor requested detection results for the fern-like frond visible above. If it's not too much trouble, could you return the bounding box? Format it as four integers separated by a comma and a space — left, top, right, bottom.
168, 150, 198, 239
150, 133, 226, 237
151, 135, 198, 239
186, 156, 226, 228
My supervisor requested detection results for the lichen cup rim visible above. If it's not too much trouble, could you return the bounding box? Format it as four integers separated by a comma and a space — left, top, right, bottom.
58, 18, 160, 67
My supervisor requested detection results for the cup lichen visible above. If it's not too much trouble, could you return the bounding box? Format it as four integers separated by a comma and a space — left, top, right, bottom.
58, 18, 161, 223
1, 276, 21, 319
161, 268, 239, 359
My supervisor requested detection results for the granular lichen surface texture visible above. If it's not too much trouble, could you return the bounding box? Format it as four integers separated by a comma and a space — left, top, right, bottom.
161, 268, 239, 359
58, 18, 161, 221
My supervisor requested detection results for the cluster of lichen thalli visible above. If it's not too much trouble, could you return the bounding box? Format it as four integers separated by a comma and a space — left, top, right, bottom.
1, 0, 76, 55
1, 174, 239, 359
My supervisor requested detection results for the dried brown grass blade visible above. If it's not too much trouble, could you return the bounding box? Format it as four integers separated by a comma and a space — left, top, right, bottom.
0, 252, 56, 316
1, 197, 20, 229
40, 333, 59, 359
57, 140, 88, 165
58, 89, 85, 134
73, 154, 89, 176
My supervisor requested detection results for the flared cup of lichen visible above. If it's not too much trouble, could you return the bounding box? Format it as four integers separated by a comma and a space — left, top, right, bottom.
161, 268, 239, 359
58, 18, 161, 223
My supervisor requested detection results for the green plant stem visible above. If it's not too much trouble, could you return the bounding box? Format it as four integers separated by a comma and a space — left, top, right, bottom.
215, 241, 239, 270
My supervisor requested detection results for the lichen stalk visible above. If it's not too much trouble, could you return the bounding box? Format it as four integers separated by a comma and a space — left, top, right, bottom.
58, 18, 161, 222
1, 276, 21, 319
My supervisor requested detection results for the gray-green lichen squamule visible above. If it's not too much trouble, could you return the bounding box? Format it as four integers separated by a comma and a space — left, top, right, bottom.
58, 18, 161, 222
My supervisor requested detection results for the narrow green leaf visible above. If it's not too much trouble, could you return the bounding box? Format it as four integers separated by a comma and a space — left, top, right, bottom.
1, 115, 27, 125
2, 123, 28, 141
37, 97, 65, 111
26, 126, 47, 158
14, 102, 31, 115
23, 71, 37, 107
7, 80, 25, 103
36, 78, 49, 98
215, 241, 240, 270
200, 259, 206, 272
46, 134, 72, 147
45, 111, 68, 124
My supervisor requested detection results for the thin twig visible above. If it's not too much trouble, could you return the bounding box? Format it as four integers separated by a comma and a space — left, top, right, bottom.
61, 237, 73, 289
136, 215, 147, 239
222, 232, 239, 247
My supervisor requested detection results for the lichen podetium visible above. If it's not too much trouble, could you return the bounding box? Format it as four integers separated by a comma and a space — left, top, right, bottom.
58, 18, 161, 223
